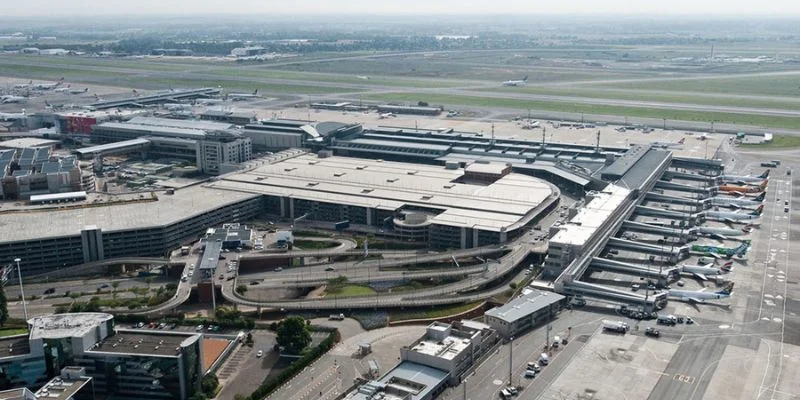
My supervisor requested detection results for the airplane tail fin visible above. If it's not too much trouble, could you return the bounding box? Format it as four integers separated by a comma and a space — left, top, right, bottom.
760, 169, 770, 179
751, 204, 764, 216
522, 75, 528, 82
759, 179, 768, 189
678, 138, 685, 144
754, 192, 766, 202
721, 261, 733, 271
717, 282, 734, 295
253, 89, 259, 95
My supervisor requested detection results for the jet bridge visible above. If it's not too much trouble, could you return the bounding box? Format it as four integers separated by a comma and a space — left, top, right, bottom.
645, 192, 707, 208
621, 220, 690, 240
635, 205, 699, 222
655, 180, 714, 194
589, 257, 680, 284
560, 280, 667, 311
662, 170, 718, 184
606, 237, 687, 263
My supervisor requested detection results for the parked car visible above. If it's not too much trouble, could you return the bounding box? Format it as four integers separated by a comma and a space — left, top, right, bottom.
195, 325, 204, 331
256, 350, 264, 358
645, 327, 660, 337
43, 288, 56, 295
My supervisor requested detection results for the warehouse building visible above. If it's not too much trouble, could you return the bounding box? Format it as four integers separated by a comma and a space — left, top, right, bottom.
199, 110, 255, 126
0, 313, 204, 400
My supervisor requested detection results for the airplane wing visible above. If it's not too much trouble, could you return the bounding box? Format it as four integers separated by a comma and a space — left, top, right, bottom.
711, 233, 727, 241
692, 272, 708, 281
724, 218, 737, 224
687, 297, 705, 304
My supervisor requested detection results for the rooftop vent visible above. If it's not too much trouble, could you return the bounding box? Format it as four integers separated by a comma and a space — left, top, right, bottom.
334, 172, 346, 177
386, 178, 399, 183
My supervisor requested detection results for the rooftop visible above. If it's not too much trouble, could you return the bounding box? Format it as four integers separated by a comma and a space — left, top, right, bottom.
0, 138, 59, 150
485, 289, 566, 324
34, 375, 92, 400
0, 185, 258, 242
344, 362, 449, 400
91, 330, 199, 356
28, 313, 113, 342
464, 162, 509, 175
0, 388, 34, 400
208, 154, 553, 231
550, 184, 631, 246
128, 116, 234, 131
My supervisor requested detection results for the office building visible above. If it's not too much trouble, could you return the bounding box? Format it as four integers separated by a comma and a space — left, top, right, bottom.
484, 290, 565, 338
0, 313, 204, 400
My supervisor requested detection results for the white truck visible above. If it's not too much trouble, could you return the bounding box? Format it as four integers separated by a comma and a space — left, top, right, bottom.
329, 313, 345, 321
602, 320, 630, 333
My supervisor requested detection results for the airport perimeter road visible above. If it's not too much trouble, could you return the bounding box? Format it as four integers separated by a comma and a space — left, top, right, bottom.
438, 310, 604, 400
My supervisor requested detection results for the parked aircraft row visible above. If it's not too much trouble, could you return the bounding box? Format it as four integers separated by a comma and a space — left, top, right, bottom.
502, 75, 528, 87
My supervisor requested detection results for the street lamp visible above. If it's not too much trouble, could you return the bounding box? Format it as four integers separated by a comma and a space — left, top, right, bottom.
14, 258, 28, 321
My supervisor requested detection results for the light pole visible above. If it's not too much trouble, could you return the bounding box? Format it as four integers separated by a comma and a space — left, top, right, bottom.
14, 258, 28, 321
508, 336, 514, 386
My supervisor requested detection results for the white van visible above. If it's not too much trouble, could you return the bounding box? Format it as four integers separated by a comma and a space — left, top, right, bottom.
539, 353, 550, 366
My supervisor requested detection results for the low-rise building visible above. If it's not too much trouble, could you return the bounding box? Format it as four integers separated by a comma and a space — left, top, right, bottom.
484, 290, 565, 338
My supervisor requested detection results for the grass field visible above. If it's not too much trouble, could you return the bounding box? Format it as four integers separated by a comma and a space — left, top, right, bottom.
388, 301, 484, 322
0, 328, 28, 337
480, 86, 800, 111
740, 135, 800, 149
324, 285, 376, 297
590, 73, 800, 98
362, 92, 800, 130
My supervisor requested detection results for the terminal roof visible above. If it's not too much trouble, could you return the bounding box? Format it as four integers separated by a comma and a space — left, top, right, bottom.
28, 313, 113, 341
485, 290, 565, 324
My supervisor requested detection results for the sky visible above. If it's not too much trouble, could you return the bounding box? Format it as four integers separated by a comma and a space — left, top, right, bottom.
5, 0, 800, 17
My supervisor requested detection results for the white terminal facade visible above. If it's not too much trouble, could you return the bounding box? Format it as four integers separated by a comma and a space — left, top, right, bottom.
544, 184, 630, 277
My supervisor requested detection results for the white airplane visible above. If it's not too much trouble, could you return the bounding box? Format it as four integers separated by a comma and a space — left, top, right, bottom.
13, 80, 32, 89
0, 110, 26, 121
228, 89, 260, 100
651, 137, 685, 149
668, 282, 733, 304
32, 78, 64, 90
702, 205, 763, 225
195, 98, 226, 105
163, 103, 192, 111
502, 75, 528, 87
54, 84, 71, 93
707, 193, 765, 210
68, 87, 89, 95
1, 95, 26, 104
690, 226, 751, 241
719, 169, 769, 185
681, 261, 733, 281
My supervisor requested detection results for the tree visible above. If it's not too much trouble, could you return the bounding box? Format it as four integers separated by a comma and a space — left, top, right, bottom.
275, 316, 311, 354
236, 284, 247, 295
200, 373, 219, 397
111, 281, 120, 298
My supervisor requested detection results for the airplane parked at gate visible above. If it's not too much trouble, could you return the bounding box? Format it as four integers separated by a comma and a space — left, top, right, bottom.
707, 193, 765, 210
681, 261, 733, 281
719, 169, 770, 185
702, 205, 763, 225
690, 241, 750, 258
668, 282, 734, 304
228, 89, 260, 100
718, 180, 768, 194
1, 95, 26, 104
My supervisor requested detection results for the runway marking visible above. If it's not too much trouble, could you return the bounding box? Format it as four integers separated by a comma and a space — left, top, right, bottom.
673, 374, 696, 384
